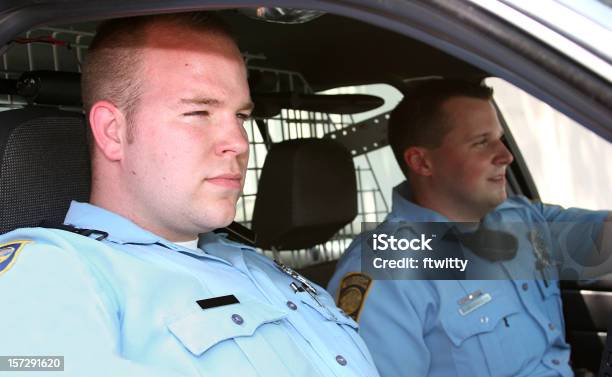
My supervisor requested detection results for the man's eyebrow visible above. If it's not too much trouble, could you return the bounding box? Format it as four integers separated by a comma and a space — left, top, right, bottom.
468, 129, 504, 141
468, 132, 490, 141
240, 102, 255, 112
180, 97, 222, 106
179, 98, 254, 112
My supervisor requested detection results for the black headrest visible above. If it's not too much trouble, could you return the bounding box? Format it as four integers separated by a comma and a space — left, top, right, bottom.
0, 71, 82, 107
251, 138, 357, 250
16, 71, 82, 106
0, 107, 90, 234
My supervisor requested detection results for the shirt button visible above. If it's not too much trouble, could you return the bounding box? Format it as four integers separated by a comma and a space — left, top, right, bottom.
335, 355, 347, 366
548, 323, 555, 331
286, 301, 297, 310
552, 359, 560, 365
522, 283, 529, 291
480, 316, 489, 324
231, 314, 244, 325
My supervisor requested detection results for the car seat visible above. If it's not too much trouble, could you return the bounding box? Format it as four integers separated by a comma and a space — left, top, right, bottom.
0, 106, 90, 234
251, 138, 358, 284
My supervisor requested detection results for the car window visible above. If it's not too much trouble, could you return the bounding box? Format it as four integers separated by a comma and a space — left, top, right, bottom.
487, 77, 612, 210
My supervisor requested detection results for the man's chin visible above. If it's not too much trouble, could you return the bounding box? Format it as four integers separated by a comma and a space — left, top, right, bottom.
209, 206, 237, 229
490, 191, 508, 209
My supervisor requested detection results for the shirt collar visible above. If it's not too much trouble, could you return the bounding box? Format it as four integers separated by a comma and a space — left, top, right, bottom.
388, 181, 449, 222
493, 196, 524, 211
63, 201, 205, 256
389, 181, 523, 222
175, 239, 200, 251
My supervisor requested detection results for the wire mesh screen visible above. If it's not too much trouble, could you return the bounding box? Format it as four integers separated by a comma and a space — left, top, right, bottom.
0, 27, 389, 268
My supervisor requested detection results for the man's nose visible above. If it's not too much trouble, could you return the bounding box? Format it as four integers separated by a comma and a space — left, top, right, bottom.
216, 119, 249, 156
493, 140, 514, 166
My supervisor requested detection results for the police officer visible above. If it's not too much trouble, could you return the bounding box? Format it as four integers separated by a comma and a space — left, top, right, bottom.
328, 79, 611, 377
0, 13, 379, 377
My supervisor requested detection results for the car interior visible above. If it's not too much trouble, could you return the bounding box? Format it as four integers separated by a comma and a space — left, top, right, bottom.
0, 5, 609, 375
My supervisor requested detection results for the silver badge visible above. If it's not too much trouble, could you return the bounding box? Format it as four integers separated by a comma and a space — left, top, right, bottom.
528, 229, 553, 286
528, 229, 552, 268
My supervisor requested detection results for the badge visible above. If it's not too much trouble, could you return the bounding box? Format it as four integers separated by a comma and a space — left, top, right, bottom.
528, 229, 552, 268
337, 272, 372, 321
528, 229, 553, 286
0, 240, 30, 275
458, 290, 492, 316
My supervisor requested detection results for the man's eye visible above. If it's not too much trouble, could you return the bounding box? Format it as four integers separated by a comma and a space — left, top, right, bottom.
237, 113, 252, 121
473, 139, 488, 147
183, 111, 210, 117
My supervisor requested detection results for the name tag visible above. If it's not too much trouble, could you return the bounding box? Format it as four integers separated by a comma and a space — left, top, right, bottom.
459, 293, 492, 316
197, 294, 239, 310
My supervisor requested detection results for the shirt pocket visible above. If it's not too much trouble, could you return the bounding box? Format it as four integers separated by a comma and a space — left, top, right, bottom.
439, 292, 525, 377
167, 299, 288, 356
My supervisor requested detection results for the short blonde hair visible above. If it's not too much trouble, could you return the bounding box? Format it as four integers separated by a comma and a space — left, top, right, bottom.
81, 12, 235, 142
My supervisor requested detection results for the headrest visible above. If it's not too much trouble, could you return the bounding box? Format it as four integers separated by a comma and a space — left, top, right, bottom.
0, 71, 82, 107
0, 107, 90, 234
251, 138, 357, 250
16, 71, 82, 106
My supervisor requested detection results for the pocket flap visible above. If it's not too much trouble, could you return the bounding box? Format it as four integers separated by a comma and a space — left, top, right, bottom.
441, 292, 520, 347
168, 299, 288, 356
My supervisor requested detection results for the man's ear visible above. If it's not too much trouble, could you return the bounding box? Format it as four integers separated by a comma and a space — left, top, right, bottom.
403, 146, 433, 177
89, 101, 126, 161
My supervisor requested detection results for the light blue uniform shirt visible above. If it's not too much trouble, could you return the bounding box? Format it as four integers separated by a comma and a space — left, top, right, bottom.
0, 201, 379, 377
328, 181, 608, 377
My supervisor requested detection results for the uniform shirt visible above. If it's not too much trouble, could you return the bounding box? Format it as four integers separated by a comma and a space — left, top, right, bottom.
328, 181, 608, 377
0, 201, 380, 377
